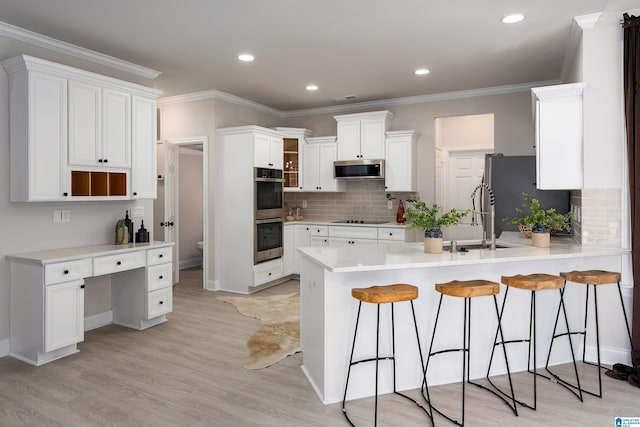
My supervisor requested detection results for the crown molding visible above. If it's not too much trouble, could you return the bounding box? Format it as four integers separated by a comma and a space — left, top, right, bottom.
0, 20, 161, 80
160, 80, 562, 118
158, 89, 282, 116
281, 80, 562, 117
574, 12, 603, 30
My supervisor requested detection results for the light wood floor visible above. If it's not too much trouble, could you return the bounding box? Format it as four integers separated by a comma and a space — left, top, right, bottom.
0, 267, 638, 426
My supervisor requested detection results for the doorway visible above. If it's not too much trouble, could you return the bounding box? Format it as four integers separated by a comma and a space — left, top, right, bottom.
154, 137, 209, 289
435, 114, 494, 240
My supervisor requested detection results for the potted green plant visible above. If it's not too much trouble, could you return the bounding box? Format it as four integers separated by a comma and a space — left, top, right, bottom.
503, 193, 572, 247
404, 198, 469, 253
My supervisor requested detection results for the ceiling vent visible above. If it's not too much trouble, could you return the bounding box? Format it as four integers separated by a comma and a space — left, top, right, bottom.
333, 95, 359, 102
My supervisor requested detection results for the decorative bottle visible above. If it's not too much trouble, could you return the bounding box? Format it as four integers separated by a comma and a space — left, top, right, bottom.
396, 199, 406, 223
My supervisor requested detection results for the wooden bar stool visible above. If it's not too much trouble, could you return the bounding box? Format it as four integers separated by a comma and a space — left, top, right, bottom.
422, 280, 517, 426
487, 273, 582, 410
342, 284, 433, 426
545, 270, 635, 398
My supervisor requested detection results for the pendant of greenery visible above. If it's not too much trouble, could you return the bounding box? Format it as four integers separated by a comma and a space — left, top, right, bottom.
404, 198, 469, 238
503, 193, 572, 234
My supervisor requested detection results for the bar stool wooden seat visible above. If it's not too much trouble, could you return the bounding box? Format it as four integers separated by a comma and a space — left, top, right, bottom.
487, 273, 582, 410
342, 284, 433, 426
545, 270, 635, 398
423, 280, 517, 426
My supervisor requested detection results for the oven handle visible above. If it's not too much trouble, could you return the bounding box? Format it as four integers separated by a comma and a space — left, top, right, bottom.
255, 177, 284, 183
255, 218, 283, 225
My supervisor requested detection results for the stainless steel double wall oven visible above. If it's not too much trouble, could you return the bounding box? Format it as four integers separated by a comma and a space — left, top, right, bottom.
254, 167, 284, 264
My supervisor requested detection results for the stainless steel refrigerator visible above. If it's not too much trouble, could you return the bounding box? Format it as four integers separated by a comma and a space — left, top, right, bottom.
483, 154, 571, 238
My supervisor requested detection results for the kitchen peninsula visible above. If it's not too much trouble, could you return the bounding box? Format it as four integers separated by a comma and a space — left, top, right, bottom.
298, 232, 629, 404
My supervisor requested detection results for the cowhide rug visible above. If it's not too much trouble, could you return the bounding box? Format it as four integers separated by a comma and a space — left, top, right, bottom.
216, 292, 300, 369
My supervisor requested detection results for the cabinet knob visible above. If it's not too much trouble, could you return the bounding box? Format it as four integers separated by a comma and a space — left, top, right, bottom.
159, 254, 163, 258
116, 261, 122, 266
133, 192, 137, 196
80, 284, 85, 289
389, 233, 393, 236
268, 272, 272, 276
63, 192, 68, 196
159, 275, 163, 279
159, 301, 164, 305
268, 163, 273, 167
63, 269, 69, 275
103, 159, 108, 163
98, 159, 103, 163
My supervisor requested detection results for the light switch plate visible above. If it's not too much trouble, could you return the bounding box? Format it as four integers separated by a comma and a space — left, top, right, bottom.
61, 210, 71, 222
52, 210, 62, 223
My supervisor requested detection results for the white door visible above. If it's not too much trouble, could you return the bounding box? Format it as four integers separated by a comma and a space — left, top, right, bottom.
163, 140, 179, 284
442, 150, 490, 240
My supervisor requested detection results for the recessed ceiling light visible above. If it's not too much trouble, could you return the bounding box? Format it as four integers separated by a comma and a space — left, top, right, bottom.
238, 53, 254, 62
502, 14, 524, 24
415, 68, 430, 75
306, 84, 319, 91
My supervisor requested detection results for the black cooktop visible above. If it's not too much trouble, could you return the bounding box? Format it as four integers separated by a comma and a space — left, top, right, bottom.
331, 220, 389, 224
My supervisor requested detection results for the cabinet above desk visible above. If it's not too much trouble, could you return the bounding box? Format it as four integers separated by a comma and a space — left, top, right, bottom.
7, 241, 174, 366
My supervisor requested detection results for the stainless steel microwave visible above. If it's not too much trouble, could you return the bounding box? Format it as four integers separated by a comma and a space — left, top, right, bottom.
334, 159, 384, 179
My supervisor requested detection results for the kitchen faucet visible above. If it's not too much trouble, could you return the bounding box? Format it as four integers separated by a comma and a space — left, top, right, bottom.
470, 183, 496, 250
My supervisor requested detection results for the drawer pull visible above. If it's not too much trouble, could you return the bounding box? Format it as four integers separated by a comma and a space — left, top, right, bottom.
159, 301, 164, 305
159, 254, 163, 258
63, 269, 69, 275
159, 275, 163, 280
389, 233, 393, 236
116, 261, 122, 266
80, 284, 85, 289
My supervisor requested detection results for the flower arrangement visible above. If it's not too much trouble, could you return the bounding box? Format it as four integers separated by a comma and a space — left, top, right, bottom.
404, 198, 469, 237
502, 193, 572, 235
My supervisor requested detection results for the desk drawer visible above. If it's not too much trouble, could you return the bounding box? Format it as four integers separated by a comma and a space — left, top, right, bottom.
93, 251, 145, 276
147, 263, 172, 292
45, 258, 92, 285
147, 247, 172, 266
377, 228, 407, 241
147, 287, 172, 319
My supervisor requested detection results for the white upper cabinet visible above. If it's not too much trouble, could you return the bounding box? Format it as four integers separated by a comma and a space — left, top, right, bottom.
131, 95, 157, 199
254, 133, 283, 169
69, 84, 131, 168
531, 82, 586, 190
274, 127, 313, 192
335, 110, 393, 160
303, 136, 345, 192
5, 67, 69, 201
385, 130, 418, 192
2, 55, 159, 201
101, 88, 131, 168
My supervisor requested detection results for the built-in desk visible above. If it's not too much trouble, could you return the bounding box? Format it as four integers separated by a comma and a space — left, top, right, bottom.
7, 241, 174, 366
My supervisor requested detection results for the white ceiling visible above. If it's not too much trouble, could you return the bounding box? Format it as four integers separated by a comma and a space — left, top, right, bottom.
0, 0, 636, 111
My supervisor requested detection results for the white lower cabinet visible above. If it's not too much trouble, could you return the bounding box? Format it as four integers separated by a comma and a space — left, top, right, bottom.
253, 259, 284, 286
8, 243, 174, 366
45, 280, 84, 353
310, 236, 330, 246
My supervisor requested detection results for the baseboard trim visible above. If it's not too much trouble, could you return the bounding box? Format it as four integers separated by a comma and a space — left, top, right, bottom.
206, 279, 219, 291
85, 311, 113, 331
179, 258, 202, 270
0, 338, 9, 357
585, 344, 633, 366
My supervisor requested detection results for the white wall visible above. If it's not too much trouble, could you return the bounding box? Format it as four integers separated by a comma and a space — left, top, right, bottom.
0, 46, 154, 345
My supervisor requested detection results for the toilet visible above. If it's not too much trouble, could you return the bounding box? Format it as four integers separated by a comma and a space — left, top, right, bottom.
196, 240, 204, 253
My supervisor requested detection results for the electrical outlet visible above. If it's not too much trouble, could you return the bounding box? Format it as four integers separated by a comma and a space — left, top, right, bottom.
61, 210, 71, 222
388, 200, 393, 209
302, 200, 307, 208
52, 210, 62, 223
131, 206, 145, 218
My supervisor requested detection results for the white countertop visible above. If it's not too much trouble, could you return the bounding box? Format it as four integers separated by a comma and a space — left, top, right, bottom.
298, 232, 628, 273
283, 219, 409, 228
7, 241, 174, 265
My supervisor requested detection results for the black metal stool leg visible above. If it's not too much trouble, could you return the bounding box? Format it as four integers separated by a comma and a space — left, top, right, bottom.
545, 287, 584, 400
342, 302, 362, 426
374, 304, 380, 426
